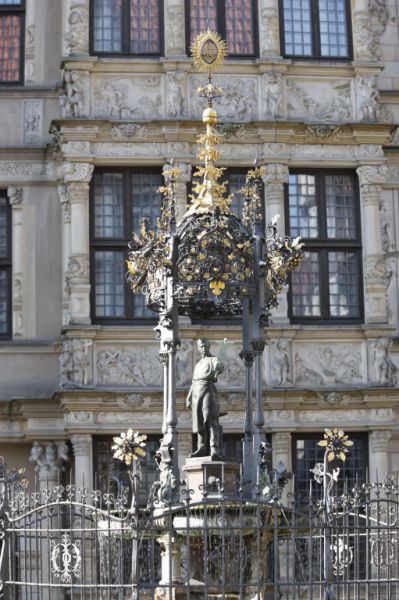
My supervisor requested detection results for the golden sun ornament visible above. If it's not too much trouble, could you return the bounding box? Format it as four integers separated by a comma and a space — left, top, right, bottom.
318, 428, 353, 463
191, 30, 228, 74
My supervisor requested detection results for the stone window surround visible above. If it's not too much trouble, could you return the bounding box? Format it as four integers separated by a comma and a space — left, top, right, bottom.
0, 189, 11, 339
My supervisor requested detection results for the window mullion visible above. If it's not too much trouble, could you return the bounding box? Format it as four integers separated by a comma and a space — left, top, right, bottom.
123, 0, 131, 54
311, 0, 320, 57
125, 171, 132, 319
219, 0, 227, 41
320, 249, 330, 318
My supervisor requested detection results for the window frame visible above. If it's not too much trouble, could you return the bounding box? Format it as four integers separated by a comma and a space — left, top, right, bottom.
0, 191, 11, 339
279, 0, 353, 61
0, 0, 25, 85
89, 166, 163, 325
185, 0, 259, 59
89, 0, 164, 57
286, 168, 364, 325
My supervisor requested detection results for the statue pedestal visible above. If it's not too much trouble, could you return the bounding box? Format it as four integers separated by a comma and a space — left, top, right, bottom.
182, 457, 241, 501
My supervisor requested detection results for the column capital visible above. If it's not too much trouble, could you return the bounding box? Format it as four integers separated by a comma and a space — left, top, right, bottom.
29, 441, 69, 479
71, 433, 92, 455
62, 161, 94, 184
370, 430, 392, 453
163, 161, 192, 183
272, 431, 292, 454
262, 163, 289, 185
356, 164, 387, 187
7, 186, 23, 205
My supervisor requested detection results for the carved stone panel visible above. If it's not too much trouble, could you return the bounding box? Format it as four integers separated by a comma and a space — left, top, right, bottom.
95, 345, 162, 387
92, 76, 162, 120
270, 339, 293, 387
368, 338, 398, 387
287, 78, 353, 122
294, 343, 365, 386
189, 75, 259, 122
23, 100, 43, 145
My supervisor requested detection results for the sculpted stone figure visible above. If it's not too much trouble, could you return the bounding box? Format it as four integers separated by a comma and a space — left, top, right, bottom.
186, 338, 227, 458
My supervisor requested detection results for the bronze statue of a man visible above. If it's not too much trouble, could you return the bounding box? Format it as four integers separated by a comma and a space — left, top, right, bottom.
186, 338, 227, 458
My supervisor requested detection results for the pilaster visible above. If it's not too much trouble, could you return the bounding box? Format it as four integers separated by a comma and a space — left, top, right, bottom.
63, 162, 94, 324
163, 162, 191, 222
71, 433, 93, 491
357, 165, 389, 323
262, 164, 289, 323
8, 187, 24, 338
164, 0, 186, 58
258, 0, 281, 58
64, 0, 90, 57
369, 430, 392, 480
272, 431, 292, 504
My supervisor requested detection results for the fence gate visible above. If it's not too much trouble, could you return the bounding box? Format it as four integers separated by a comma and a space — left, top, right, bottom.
1, 469, 399, 598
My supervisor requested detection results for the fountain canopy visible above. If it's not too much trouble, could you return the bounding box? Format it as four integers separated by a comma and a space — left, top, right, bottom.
126, 30, 303, 319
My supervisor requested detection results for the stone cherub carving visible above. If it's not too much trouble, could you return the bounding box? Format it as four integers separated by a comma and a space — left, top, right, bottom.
186, 338, 228, 459
374, 337, 397, 386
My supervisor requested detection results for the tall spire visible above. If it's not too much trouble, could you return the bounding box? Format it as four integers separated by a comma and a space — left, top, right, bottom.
186, 31, 231, 215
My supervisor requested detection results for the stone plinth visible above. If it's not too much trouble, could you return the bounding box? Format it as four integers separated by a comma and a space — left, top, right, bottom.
182, 457, 241, 501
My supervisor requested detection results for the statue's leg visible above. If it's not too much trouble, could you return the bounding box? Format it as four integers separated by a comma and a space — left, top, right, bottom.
209, 421, 219, 458
189, 432, 208, 457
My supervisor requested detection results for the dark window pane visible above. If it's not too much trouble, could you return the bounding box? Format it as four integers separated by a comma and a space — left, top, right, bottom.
0, 0, 22, 4
291, 252, 321, 317
0, 197, 8, 258
225, 0, 255, 55
132, 292, 153, 318
130, 0, 160, 53
283, 0, 312, 56
93, 0, 122, 52
318, 0, 348, 56
0, 14, 21, 81
0, 269, 9, 333
94, 250, 125, 317
189, 0, 218, 39
325, 175, 356, 239
94, 173, 124, 238
288, 174, 318, 238
328, 251, 359, 317
131, 172, 163, 234
228, 172, 248, 218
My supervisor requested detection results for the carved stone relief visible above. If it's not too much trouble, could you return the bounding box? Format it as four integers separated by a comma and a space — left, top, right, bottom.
263, 72, 283, 118
353, 0, 392, 61
305, 125, 341, 143
316, 391, 350, 407
260, 8, 279, 55
60, 71, 88, 118
167, 71, 186, 117
92, 77, 162, 120
62, 162, 94, 183
65, 256, 89, 292
7, 186, 23, 205
294, 344, 364, 386
270, 339, 292, 386
94, 142, 161, 158
215, 123, 246, 140
217, 346, 245, 387
30, 441, 69, 478
116, 394, 152, 409
25, 25, 35, 83
110, 123, 148, 140
176, 340, 193, 387
59, 338, 92, 388
165, 5, 185, 55
0, 161, 53, 180
190, 76, 258, 122
287, 79, 353, 122
369, 338, 397, 386
23, 100, 42, 145
65, 4, 89, 56
96, 347, 162, 387
356, 75, 379, 121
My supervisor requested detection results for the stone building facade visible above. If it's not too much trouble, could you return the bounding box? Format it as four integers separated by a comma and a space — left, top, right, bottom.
0, 0, 398, 494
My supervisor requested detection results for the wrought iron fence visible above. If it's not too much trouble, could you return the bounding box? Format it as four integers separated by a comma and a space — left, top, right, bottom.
1, 475, 399, 599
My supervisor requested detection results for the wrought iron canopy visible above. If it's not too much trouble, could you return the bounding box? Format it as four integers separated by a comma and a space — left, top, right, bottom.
126, 30, 303, 319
